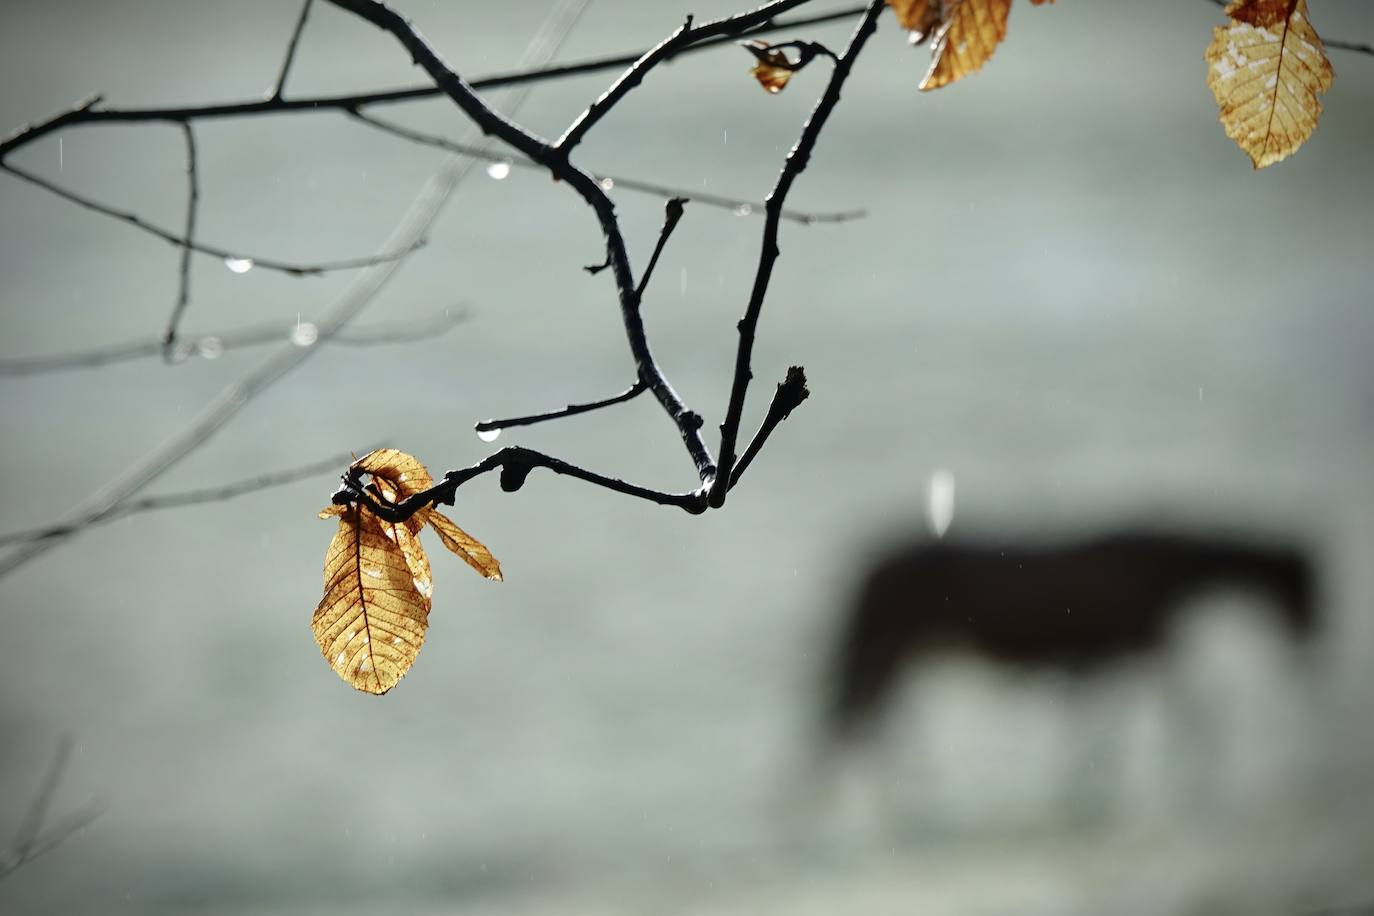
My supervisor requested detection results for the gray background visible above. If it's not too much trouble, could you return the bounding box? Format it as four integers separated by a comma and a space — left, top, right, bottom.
2, 1, 1373, 913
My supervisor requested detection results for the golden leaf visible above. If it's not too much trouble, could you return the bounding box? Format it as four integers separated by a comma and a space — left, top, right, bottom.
312, 505, 429, 694
426, 509, 503, 582
353, 448, 435, 531
918, 0, 1013, 91
311, 448, 503, 692
1206, 0, 1333, 168
888, 0, 940, 43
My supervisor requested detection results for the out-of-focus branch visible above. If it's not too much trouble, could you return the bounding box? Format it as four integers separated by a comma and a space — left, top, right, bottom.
0, 448, 382, 547
0, 161, 424, 277
0, 738, 104, 882
345, 109, 865, 225
0, 309, 469, 376
0, 0, 589, 583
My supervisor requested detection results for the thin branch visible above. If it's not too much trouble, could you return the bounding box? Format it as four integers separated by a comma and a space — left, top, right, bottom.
709, 0, 886, 508
0, 309, 469, 377
161, 123, 199, 355
0, 5, 870, 161
9, 737, 71, 865
728, 365, 809, 490
554, 0, 813, 154
346, 109, 864, 225
635, 197, 686, 299
0, 447, 382, 547
0, 0, 589, 583
337, 445, 708, 518
0, 738, 103, 883
272, 0, 316, 100
326, 0, 720, 483
0, 160, 423, 277
474, 380, 647, 435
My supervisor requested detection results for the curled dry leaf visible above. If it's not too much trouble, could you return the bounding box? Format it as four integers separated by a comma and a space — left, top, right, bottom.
888, 0, 940, 44
902, 0, 1052, 91
918, 0, 1012, 91
742, 40, 799, 94
313, 505, 429, 694
312, 448, 501, 694
427, 509, 503, 581
1206, 0, 1333, 168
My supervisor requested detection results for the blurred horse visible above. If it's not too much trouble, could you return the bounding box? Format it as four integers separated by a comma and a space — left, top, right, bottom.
825, 528, 1317, 745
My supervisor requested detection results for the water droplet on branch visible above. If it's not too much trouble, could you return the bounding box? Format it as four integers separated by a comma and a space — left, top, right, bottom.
225, 257, 254, 274
486, 161, 511, 180
476, 427, 501, 443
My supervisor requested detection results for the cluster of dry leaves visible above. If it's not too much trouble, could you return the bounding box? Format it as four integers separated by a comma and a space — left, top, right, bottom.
747, 0, 1335, 168
313, 449, 501, 694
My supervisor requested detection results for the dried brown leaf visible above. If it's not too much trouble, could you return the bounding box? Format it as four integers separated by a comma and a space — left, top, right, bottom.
312, 505, 429, 694
426, 509, 503, 582
888, 0, 940, 43
1206, 0, 1333, 168
742, 40, 798, 94
918, 0, 1013, 91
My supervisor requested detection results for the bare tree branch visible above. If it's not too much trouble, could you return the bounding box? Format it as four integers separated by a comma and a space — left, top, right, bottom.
339, 445, 707, 517
635, 197, 686, 300
0, 0, 591, 583
0, 738, 104, 882
709, 1, 886, 509
0, 5, 870, 161
345, 109, 865, 225
728, 365, 809, 490
325, 0, 723, 484
0, 309, 468, 376
161, 123, 199, 356
0, 160, 424, 277
474, 381, 647, 436
0, 447, 382, 547
271, 0, 316, 100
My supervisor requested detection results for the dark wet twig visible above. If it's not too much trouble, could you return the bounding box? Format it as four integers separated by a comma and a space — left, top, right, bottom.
728, 365, 810, 490
474, 381, 647, 436
345, 109, 865, 225
0, 309, 469, 376
709, 1, 885, 509
635, 197, 686, 300
0, 738, 104, 882
323, 0, 886, 520
0, 161, 423, 277
339, 445, 708, 516
0, 447, 382, 546
0, 5, 870, 161
161, 123, 199, 356
271, 0, 316, 100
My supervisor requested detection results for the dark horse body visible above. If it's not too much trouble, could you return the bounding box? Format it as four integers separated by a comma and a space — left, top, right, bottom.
827, 529, 1316, 744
